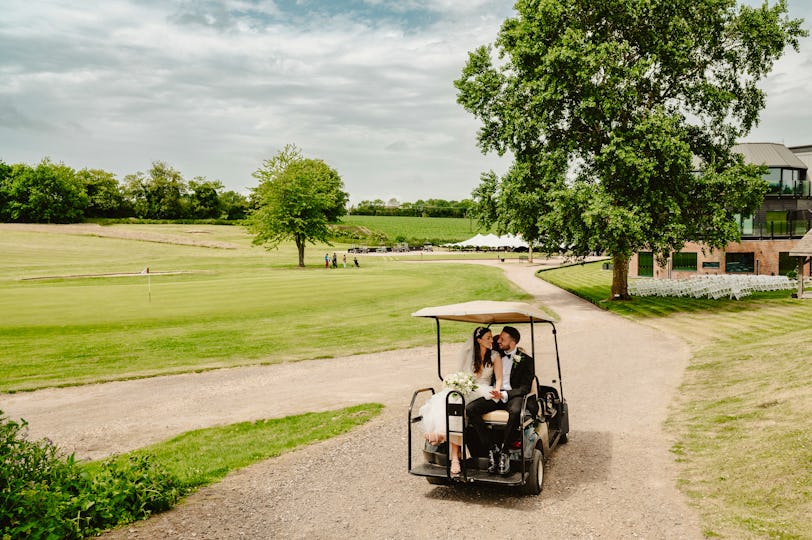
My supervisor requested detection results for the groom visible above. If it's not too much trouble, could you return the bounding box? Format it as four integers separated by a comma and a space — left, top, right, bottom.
466, 325, 536, 475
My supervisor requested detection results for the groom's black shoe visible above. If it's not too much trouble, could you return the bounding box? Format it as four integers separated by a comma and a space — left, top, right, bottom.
487, 446, 500, 474
497, 451, 511, 475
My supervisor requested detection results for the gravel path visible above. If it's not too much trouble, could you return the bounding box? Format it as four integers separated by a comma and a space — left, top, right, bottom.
2, 260, 702, 539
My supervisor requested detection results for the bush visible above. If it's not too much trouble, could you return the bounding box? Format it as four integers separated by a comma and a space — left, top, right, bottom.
1, 412, 184, 539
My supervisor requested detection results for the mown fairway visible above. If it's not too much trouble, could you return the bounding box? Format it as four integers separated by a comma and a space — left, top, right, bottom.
0, 224, 527, 392
340, 215, 489, 243
540, 262, 812, 539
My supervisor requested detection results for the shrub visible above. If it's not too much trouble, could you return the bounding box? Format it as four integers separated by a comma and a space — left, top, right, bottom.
1, 412, 184, 539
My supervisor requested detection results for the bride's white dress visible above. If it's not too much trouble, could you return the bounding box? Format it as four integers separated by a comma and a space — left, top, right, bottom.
419, 345, 499, 436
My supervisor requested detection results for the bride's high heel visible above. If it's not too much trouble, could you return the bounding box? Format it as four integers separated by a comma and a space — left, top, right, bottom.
450, 458, 461, 475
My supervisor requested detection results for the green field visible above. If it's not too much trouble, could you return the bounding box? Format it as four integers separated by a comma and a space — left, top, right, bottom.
0, 224, 528, 392
339, 215, 490, 244
540, 262, 812, 539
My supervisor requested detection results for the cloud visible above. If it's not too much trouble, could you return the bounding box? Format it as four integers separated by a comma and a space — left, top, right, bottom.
2, 0, 808, 201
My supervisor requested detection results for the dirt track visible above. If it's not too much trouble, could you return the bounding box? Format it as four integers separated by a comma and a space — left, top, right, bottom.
2, 261, 702, 538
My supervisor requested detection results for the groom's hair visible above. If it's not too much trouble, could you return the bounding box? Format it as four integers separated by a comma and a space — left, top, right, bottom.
502, 326, 521, 344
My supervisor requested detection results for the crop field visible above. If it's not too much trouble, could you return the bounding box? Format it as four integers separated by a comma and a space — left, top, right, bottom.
0, 224, 527, 392
339, 215, 490, 244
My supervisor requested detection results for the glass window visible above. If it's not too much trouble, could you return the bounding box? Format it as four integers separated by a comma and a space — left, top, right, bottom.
766, 210, 788, 235
764, 168, 781, 194
782, 169, 795, 195
702, 261, 720, 269
672, 252, 697, 271
779, 252, 799, 275
638, 251, 653, 277
725, 252, 755, 273
735, 213, 754, 236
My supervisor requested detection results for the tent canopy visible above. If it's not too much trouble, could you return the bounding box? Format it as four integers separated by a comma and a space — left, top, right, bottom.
445, 233, 529, 249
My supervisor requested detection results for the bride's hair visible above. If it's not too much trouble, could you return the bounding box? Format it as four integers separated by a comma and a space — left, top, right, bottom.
472, 326, 492, 373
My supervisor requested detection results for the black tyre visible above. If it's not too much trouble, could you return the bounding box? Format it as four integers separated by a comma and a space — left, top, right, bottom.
426, 476, 451, 485
522, 448, 544, 495
559, 432, 568, 444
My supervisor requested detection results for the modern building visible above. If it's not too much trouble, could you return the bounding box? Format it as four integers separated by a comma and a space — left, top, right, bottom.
629, 142, 812, 279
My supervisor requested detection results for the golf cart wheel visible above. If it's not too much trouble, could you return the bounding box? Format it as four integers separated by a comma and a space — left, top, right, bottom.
522, 448, 544, 495
426, 476, 451, 485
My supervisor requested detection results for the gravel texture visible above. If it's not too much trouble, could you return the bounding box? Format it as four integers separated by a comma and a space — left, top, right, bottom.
2, 260, 702, 539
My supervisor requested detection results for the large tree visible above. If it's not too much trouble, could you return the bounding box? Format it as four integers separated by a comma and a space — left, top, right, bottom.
456, 0, 805, 298
247, 145, 348, 267
2, 159, 88, 223
77, 168, 127, 218
124, 161, 187, 219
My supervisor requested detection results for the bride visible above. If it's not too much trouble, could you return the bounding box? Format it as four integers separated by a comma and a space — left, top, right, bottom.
419, 326, 503, 475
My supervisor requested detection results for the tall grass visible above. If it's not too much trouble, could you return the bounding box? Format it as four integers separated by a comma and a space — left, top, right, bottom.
539, 261, 812, 538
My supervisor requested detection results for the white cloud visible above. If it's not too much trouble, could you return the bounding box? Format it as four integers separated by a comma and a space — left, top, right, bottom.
1, 0, 809, 202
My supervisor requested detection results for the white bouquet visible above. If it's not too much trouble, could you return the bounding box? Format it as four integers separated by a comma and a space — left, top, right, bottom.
443, 371, 478, 397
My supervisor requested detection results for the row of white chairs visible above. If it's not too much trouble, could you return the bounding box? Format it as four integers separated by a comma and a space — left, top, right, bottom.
629, 274, 798, 300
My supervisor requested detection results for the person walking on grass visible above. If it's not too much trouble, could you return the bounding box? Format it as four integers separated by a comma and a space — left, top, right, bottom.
325, 253, 329, 268
343, 254, 347, 268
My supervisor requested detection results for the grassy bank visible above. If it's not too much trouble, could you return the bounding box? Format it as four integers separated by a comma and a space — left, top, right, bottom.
539, 262, 812, 538
90, 403, 383, 491
0, 224, 527, 392
4, 404, 381, 538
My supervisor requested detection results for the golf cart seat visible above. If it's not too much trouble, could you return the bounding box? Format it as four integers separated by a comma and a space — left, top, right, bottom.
481, 377, 540, 428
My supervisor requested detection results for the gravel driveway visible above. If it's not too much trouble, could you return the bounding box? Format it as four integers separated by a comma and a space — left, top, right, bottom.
2, 260, 701, 538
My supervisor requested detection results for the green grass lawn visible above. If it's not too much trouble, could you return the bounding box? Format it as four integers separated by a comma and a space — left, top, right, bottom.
339, 215, 490, 244
87, 403, 383, 490
540, 262, 812, 539
0, 225, 528, 392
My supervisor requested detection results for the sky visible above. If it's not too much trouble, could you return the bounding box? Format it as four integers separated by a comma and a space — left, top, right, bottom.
2, 1, 811, 204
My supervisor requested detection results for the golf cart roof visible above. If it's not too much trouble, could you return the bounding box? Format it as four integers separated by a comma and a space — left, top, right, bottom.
411, 301, 553, 324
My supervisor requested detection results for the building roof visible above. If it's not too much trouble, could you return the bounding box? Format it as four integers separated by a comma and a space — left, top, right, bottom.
732, 142, 807, 169
789, 229, 812, 257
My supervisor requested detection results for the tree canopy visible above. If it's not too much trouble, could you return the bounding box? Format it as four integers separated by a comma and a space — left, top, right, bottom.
247, 145, 348, 267
456, 0, 805, 298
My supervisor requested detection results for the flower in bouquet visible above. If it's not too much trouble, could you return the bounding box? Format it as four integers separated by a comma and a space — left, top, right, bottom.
444, 371, 478, 397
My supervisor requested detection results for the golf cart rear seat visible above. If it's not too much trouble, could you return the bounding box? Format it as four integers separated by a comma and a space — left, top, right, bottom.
481, 377, 542, 428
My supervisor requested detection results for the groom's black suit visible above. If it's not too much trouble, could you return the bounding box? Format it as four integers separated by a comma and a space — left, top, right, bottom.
466, 349, 537, 451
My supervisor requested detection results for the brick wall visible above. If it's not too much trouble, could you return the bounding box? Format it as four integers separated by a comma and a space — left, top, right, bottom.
628, 238, 812, 279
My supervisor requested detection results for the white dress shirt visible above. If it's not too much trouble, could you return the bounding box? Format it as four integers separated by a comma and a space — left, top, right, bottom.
500, 348, 516, 402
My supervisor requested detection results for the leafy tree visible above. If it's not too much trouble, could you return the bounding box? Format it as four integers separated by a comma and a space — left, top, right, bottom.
188, 177, 224, 219
219, 190, 249, 220
125, 162, 187, 219
0, 160, 11, 222
247, 145, 348, 267
456, 0, 805, 298
3, 159, 88, 223
77, 168, 127, 218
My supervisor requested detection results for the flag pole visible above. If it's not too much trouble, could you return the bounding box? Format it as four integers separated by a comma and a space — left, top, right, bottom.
141, 266, 151, 303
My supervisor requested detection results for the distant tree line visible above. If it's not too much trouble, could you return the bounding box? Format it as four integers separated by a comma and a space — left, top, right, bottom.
0, 158, 249, 223
349, 198, 473, 218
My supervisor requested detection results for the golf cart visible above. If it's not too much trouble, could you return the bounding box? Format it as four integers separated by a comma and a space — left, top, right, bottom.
407, 301, 569, 495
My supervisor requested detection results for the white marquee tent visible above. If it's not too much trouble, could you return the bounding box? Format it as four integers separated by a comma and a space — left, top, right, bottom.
445, 233, 529, 249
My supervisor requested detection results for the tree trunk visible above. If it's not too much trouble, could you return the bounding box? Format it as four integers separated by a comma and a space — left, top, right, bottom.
611, 253, 631, 300
528, 244, 534, 263
295, 234, 305, 267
